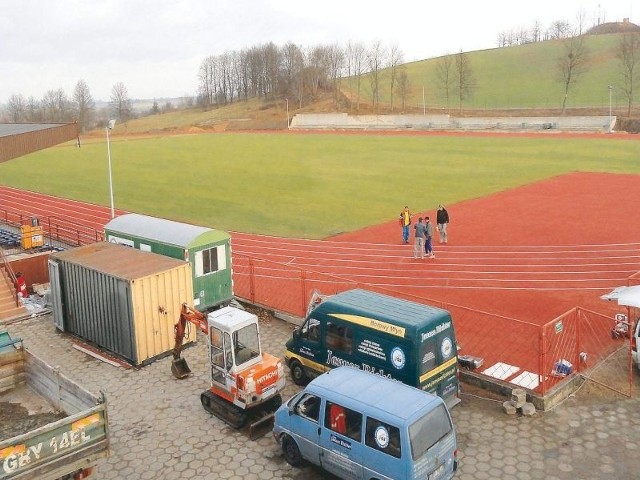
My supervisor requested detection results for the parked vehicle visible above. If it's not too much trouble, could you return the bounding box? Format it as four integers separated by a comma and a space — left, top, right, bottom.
285, 289, 459, 407
0, 330, 109, 479
171, 303, 286, 436
273, 366, 458, 480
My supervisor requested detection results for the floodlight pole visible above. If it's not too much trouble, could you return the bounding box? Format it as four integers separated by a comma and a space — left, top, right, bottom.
608, 85, 613, 134
286, 98, 290, 129
106, 119, 116, 218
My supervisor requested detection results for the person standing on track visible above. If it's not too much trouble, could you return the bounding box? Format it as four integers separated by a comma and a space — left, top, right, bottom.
424, 217, 435, 258
436, 205, 449, 244
399, 206, 412, 244
413, 217, 426, 259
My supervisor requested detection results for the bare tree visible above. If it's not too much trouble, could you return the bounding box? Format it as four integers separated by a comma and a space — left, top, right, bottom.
454, 50, 474, 114
110, 82, 133, 121
326, 44, 345, 107
41, 90, 58, 122
388, 44, 404, 112
305, 45, 330, 101
7, 94, 25, 122
72, 79, 94, 132
345, 41, 366, 111
25, 96, 41, 122
396, 69, 410, 112
556, 35, 590, 113
198, 56, 217, 108
280, 42, 304, 103
575, 8, 588, 35
436, 54, 454, 112
548, 20, 572, 40
616, 33, 640, 115
531, 20, 543, 43
366, 40, 387, 111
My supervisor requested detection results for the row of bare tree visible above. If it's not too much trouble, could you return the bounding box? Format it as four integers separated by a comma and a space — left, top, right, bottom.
497, 8, 608, 47
4, 81, 135, 132
195, 40, 476, 114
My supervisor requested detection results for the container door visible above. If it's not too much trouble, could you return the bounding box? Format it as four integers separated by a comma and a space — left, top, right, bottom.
47, 259, 64, 331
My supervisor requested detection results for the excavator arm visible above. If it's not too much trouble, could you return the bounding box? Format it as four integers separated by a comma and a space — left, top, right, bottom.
171, 303, 207, 379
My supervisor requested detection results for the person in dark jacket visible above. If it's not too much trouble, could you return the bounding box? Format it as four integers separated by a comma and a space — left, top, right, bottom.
436, 205, 450, 244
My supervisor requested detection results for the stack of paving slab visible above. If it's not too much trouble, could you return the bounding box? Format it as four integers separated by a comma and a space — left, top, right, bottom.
503, 388, 536, 416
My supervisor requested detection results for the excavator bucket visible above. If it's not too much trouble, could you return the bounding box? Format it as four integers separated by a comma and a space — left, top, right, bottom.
171, 357, 192, 379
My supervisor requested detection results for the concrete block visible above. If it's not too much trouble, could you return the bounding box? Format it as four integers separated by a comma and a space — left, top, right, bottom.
521, 402, 536, 416
502, 400, 517, 415
510, 388, 526, 408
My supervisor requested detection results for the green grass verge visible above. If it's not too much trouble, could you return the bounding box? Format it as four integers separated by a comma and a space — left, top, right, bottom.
1, 133, 638, 238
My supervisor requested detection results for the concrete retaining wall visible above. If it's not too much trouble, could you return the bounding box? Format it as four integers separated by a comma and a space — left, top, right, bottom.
290, 113, 615, 132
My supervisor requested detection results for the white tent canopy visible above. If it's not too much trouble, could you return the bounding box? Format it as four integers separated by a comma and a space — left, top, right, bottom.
601, 286, 640, 308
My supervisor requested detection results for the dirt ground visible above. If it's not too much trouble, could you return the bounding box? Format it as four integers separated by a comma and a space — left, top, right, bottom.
0, 384, 66, 440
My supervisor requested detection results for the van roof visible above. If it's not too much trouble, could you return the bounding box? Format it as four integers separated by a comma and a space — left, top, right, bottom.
312, 289, 450, 335
307, 366, 442, 422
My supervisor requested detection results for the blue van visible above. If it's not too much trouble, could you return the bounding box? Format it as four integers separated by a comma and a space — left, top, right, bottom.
273, 366, 458, 480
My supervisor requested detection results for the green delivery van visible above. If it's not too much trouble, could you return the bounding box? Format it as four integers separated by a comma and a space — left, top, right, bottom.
284, 289, 460, 408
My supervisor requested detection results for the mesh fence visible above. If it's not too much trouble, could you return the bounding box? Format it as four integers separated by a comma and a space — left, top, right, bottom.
232, 253, 636, 397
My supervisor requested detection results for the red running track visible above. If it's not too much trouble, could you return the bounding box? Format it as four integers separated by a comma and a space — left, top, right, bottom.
2, 171, 639, 324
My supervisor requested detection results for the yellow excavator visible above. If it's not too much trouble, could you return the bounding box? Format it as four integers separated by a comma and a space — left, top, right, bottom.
172, 303, 286, 434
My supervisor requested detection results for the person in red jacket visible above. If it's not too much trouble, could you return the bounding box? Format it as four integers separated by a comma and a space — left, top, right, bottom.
15, 272, 28, 299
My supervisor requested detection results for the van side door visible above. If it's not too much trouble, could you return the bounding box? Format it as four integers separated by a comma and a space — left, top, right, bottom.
318, 401, 364, 480
287, 392, 323, 466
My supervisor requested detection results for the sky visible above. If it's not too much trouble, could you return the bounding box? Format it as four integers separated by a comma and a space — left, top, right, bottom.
0, 0, 635, 103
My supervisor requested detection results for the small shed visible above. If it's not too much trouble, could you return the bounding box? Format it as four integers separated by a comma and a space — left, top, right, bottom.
48, 242, 196, 366
104, 214, 232, 312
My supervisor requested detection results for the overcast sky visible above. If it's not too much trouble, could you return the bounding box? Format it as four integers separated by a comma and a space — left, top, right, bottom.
0, 0, 635, 102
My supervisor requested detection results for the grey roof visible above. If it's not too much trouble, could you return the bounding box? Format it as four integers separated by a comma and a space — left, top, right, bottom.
104, 213, 220, 248
0, 123, 68, 138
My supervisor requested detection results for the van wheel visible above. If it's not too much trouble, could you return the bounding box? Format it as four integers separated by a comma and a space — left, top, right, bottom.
290, 360, 308, 386
282, 434, 303, 466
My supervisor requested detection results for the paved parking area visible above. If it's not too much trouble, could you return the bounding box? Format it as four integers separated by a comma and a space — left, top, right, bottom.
5, 312, 640, 479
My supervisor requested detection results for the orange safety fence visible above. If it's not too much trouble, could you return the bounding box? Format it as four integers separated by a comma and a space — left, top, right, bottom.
234, 253, 633, 398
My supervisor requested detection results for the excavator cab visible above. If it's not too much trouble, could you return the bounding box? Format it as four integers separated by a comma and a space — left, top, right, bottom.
172, 303, 285, 433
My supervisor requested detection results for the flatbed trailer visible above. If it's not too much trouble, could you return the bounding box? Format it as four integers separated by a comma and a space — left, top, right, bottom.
0, 331, 109, 479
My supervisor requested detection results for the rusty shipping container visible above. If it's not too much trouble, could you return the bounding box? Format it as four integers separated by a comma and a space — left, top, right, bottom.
48, 242, 196, 366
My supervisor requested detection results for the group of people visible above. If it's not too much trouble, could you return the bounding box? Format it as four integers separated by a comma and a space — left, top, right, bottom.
399, 205, 449, 260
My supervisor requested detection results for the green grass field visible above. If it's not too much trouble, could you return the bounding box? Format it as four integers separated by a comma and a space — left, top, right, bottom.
1, 132, 638, 238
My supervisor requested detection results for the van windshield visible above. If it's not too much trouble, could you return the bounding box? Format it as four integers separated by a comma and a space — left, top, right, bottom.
408, 404, 452, 460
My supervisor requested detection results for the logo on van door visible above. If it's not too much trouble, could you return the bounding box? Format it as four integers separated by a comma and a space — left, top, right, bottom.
441, 337, 453, 359
390, 347, 406, 370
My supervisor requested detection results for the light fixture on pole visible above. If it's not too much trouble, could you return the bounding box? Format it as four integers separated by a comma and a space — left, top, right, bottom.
106, 119, 116, 218
608, 85, 613, 134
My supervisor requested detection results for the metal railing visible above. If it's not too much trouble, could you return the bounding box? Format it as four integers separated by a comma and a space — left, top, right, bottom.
0, 247, 19, 307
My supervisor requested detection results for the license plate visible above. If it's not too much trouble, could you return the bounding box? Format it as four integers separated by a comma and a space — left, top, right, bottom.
429, 464, 444, 479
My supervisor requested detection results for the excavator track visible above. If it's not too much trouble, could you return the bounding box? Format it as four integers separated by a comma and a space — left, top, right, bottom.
200, 390, 283, 436
200, 390, 247, 429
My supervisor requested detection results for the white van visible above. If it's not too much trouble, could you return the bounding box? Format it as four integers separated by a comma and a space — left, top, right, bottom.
273, 366, 458, 480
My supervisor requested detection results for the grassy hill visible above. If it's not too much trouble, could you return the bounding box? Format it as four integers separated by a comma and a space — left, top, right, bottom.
89, 32, 639, 138
342, 34, 633, 112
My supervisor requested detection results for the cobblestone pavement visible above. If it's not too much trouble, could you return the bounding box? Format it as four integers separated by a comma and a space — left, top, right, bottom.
5, 313, 640, 480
